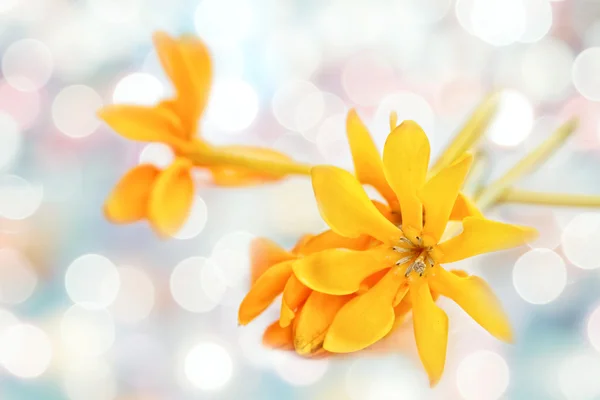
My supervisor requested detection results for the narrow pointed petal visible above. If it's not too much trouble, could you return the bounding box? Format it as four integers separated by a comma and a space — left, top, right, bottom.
280, 274, 312, 327
346, 110, 397, 207
383, 121, 431, 231
411, 279, 449, 387
147, 158, 194, 237
291, 234, 315, 254
324, 268, 407, 353
311, 166, 401, 243
294, 292, 352, 355
439, 216, 539, 263
249, 238, 294, 284
153, 32, 212, 134
104, 164, 160, 223
420, 153, 473, 242
430, 267, 513, 342
263, 321, 294, 350
98, 104, 184, 145
450, 192, 483, 220
293, 246, 394, 295
300, 229, 372, 255
238, 260, 294, 325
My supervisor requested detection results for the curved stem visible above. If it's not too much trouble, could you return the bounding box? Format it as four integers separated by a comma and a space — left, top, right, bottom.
184, 146, 313, 176
502, 190, 600, 208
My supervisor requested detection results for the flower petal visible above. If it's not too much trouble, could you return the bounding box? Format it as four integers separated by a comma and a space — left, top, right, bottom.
291, 234, 315, 254
430, 267, 512, 342
449, 192, 483, 220
346, 110, 397, 207
300, 229, 372, 255
147, 158, 194, 237
238, 260, 294, 325
153, 32, 212, 134
294, 292, 352, 355
249, 238, 295, 284
280, 274, 312, 327
439, 216, 539, 263
311, 166, 401, 243
263, 321, 294, 350
293, 246, 394, 295
410, 279, 448, 387
420, 153, 473, 243
104, 164, 160, 223
324, 268, 407, 353
98, 104, 184, 146
383, 121, 430, 232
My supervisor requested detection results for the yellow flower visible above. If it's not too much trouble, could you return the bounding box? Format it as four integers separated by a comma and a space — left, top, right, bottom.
239, 232, 375, 355
100, 32, 296, 236
293, 120, 537, 386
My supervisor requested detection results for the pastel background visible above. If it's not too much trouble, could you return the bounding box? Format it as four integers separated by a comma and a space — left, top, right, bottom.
0, 0, 599, 399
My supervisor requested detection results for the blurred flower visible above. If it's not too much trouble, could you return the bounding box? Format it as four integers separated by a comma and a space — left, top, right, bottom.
294, 121, 537, 386
100, 32, 304, 236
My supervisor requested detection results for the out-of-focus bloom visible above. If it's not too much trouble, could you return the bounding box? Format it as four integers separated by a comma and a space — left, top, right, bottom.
293, 120, 537, 385
100, 32, 299, 236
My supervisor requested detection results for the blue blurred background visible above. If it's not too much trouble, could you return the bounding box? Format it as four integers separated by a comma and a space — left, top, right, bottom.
0, 0, 600, 399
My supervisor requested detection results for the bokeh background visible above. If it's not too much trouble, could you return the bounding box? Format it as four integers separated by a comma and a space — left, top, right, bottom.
0, 0, 600, 399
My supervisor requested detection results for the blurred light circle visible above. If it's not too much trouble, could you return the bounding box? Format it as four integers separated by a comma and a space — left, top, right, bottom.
471, 0, 525, 46
65, 254, 120, 309
1, 324, 52, 378
109, 266, 155, 324
0, 0, 18, 13
194, 0, 254, 48
587, 305, 600, 353
319, 1, 385, 48
457, 350, 509, 400
112, 73, 164, 105
573, 48, 600, 101
395, 0, 451, 25
273, 80, 322, 132
0, 248, 37, 305
63, 358, 117, 400
346, 357, 426, 400
559, 353, 600, 400
88, 0, 142, 23
373, 92, 435, 146
61, 305, 115, 357
205, 79, 258, 133
0, 175, 43, 219
185, 342, 233, 390
211, 231, 255, 287
455, 0, 476, 34
562, 213, 600, 270
264, 30, 321, 83
52, 85, 103, 138
138, 143, 174, 168
522, 39, 573, 102
315, 113, 352, 167
237, 319, 276, 368
0, 81, 40, 129
520, 0, 553, 43
170, 257, 226, 312
273, 352, 329, 386
301, 92, 347, 143
0, 112, 21, 171
488, 90, 534, 147
173, 196, 208, 240
0, 308, 18, 333
2, 39, 53, 91
342, 53, 395, 106
513, 248, 566, 304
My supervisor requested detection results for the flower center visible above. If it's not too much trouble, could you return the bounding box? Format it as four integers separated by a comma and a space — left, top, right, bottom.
392, 233, 435, 278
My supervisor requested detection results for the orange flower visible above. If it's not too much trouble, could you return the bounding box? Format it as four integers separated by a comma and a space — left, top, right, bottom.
100, 32, 303, 236
293, 120, 537, 385
239, 232, 374, 355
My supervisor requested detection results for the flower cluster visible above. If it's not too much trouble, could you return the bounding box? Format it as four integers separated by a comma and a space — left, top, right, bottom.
238, 113, 537, 385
